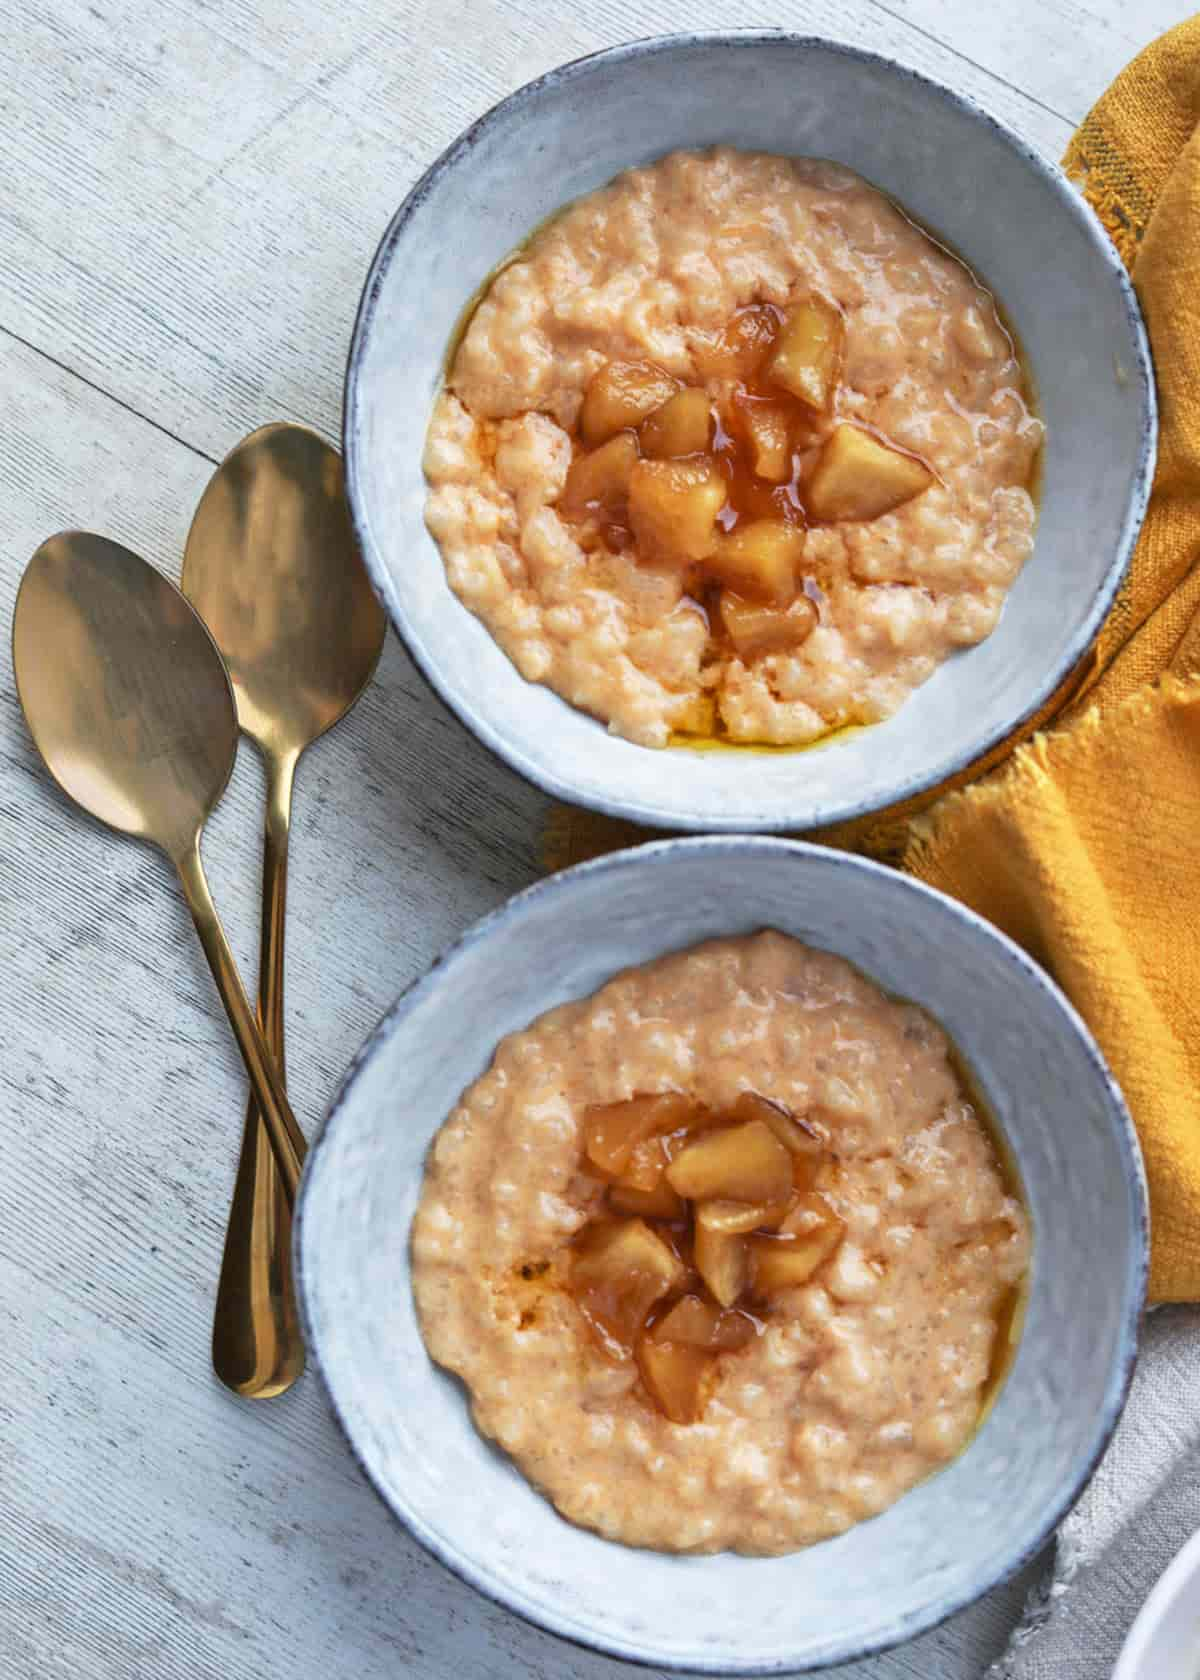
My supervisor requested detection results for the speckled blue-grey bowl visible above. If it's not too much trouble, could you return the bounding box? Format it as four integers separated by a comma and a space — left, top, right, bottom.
344, 32, 1156, 834
296, 838, 1147, 1672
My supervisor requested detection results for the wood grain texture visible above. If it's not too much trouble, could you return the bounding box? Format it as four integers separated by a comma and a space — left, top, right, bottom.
0, 1, 1188, 1675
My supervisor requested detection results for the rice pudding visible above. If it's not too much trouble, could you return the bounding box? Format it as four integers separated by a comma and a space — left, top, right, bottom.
422, 147, 1042, 748
411, 931, 1030, 1555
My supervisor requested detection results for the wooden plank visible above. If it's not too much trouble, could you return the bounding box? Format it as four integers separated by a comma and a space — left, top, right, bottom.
0, 0, 1084, 470
870, 0, 1187, 122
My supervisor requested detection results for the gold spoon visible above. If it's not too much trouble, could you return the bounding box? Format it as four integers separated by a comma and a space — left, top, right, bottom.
182, 424, 386, 1401
12, 532, 303, 1212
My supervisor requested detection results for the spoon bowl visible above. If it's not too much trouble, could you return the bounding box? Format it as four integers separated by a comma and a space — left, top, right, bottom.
184, 423, 386, 758
14, 532, 239, 854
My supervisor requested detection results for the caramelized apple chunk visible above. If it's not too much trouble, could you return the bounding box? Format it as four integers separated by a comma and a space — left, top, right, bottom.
640, 388, 713, 459
694, 1223, 748, 1308
767, 295, 843, 411
707, 520, 804, 604
580, 360, 679, 446
750, 1194, 847, 1296
695, 1198, 782, 1234
693, 302, 781, 378
628, 457, 728, 562
653, 1295, 756, 1351
806, 424, 934, 522
734, 399, 793, 482
619, 1136, 672, 1192
665, 1118, 793, 1204
584, 1092, 697, 1177
731, 1093, 826, 1189
720, 592, 817, 662
571, 1218, 686, 1350
559, 432, 639, 520
635, 1335, 711, 1425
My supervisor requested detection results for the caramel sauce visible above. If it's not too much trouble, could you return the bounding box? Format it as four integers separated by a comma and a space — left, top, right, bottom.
667, 719, 872, 754
711, 406, 810, 532
943, 1040, 1031, 1428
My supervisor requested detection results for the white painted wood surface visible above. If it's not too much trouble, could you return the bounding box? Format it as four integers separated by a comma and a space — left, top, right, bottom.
0, 2, 1187, 1674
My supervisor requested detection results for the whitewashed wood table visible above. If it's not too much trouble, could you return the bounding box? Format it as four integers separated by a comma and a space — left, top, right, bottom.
0, 2, 1187, 1674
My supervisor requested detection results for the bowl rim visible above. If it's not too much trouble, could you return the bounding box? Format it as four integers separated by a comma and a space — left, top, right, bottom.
343, 29, 1158, 835
294, 835, 1149, 1673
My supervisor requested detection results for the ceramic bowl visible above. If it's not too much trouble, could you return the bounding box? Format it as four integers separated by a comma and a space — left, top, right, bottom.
1113, 1527, 1200, 1680
296, 838, 1147, 1672
344, 33, 1155, 834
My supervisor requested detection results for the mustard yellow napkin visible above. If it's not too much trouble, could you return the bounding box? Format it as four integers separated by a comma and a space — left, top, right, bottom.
546, 19, 1200, 1303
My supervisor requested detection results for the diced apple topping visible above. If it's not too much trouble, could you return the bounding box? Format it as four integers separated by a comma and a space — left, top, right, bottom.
806, 424, 934, 522
583, 1092, 698, 1177
653, 1294, 756, 1351
706, 520, 804, 604
568, 1091, 835, 1420
563, 305, 934, 675
628, 457, 728, 562
750, 1194, 847, 1297
635, 1335, 711, 1425
720, 591, 817, 662
571, 1218, 686, 1350
580, 360, 680, 446
665, 1119, 794, 1204
555, 304, 936, 712
694, 1223, 748, 1308
640, 388, 713, 459
767, 295, 843, 411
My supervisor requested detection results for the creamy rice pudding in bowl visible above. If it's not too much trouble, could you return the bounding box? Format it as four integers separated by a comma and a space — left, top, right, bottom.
345, 34, 1154, 832
296, 839, 1146, 1672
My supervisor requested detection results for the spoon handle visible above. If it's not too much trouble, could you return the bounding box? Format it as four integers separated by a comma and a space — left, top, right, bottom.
174, 840, 302, 1207
212, 751, 307, 1398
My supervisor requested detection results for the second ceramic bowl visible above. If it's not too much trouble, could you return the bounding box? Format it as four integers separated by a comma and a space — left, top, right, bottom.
345, 32, 1155, 833
297, 838, 1147, 1672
